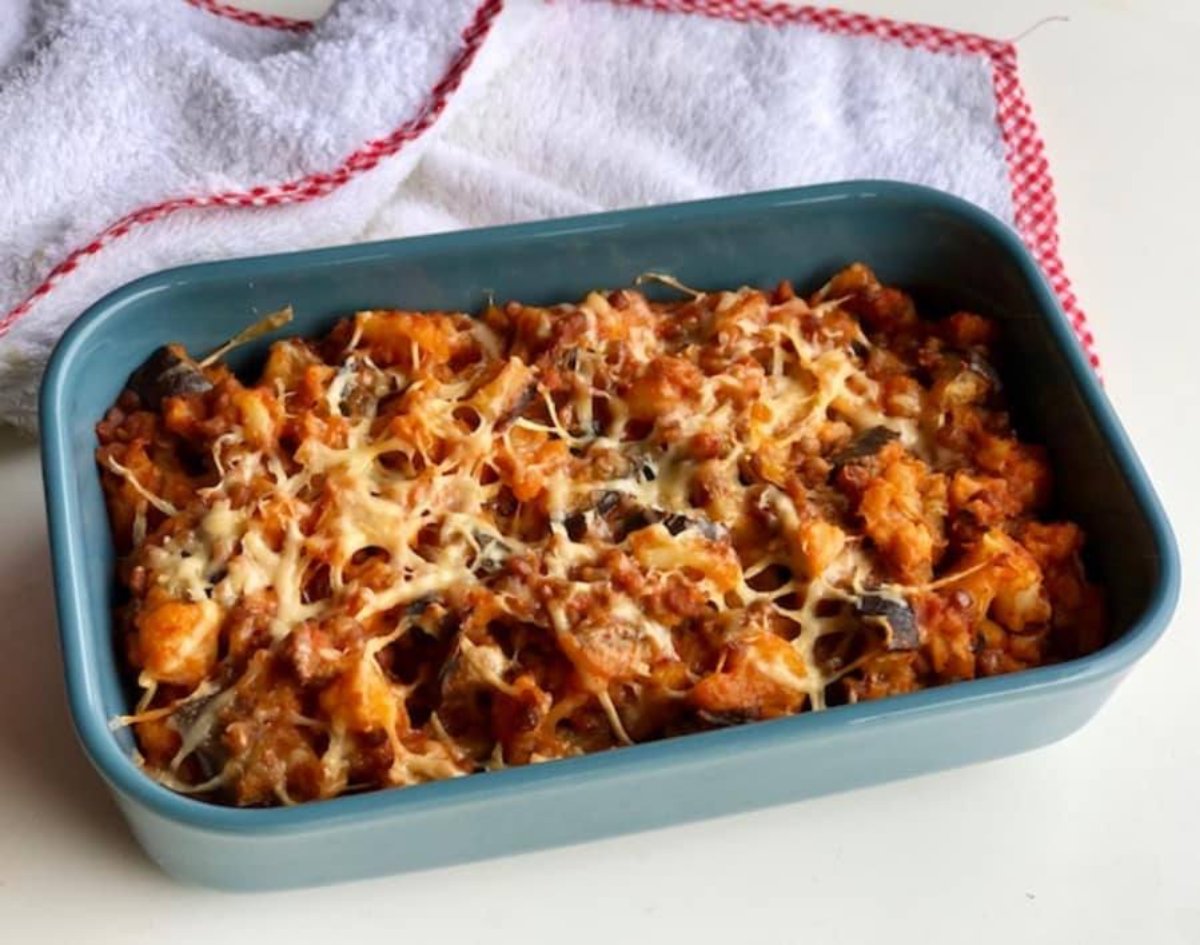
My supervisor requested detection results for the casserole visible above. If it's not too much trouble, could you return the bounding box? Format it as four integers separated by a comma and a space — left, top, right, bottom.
40, 182, 1180, 889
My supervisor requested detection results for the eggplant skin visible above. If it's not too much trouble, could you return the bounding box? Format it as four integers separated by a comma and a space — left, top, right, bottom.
494, 381, 538, 432
563, 492, 730, 545
127, 344, 213, 409
855, 593, 921, 650
829, 425, 900, 468
661, 512, 729, 542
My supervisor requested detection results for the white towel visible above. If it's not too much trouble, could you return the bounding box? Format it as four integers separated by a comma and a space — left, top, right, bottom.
0, 0, 1094, 431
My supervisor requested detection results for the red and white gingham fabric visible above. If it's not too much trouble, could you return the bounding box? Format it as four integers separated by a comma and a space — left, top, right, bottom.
0, 0, 1095, 430
0, 0, 503, 343
383, 0, 1097, 366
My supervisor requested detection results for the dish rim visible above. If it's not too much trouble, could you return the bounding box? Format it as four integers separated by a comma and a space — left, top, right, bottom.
39, 180, 1181, 835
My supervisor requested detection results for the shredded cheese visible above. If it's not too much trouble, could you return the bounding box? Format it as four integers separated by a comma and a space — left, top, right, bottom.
96, 268, 1101, 807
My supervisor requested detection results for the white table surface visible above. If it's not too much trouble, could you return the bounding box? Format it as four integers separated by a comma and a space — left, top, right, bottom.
3, 1, 1197, 941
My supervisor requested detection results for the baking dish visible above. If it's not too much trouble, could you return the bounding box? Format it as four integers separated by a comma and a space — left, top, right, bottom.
40, 182, 1180, 890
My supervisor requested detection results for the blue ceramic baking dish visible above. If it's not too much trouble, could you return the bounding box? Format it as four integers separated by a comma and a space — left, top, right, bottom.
40, 182, 1179, 890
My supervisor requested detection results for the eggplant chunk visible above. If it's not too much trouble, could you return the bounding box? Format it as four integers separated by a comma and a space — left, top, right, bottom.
575, 489, 730, 544
595, 490, 622, 516
494, 382, 539, 432
830, 425, 900, 468
661, 513, 691, 536
965, 349, 1002, 388
471, 532, 511, 576
127, 344, 212, 409
168, 692, 228, 782
595, 491, 651, 540
661, 512, 729, 542
855, 593, 920, 650
565, 490, 654, 542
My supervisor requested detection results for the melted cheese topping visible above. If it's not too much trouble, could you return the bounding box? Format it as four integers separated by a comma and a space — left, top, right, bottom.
124, 288, 903, 794
98, 270, 1098, 808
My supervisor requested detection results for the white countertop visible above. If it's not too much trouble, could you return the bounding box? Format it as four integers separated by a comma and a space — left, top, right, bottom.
3, 1, 1197, 941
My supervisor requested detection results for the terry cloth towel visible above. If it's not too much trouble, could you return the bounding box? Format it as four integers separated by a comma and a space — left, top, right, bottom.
0, 0, 1096, 431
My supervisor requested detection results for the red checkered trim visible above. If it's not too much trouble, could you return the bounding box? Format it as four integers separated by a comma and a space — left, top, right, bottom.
5, 0, 1096, 371
183, 0, 313, 32
0, 0, 503, 341
603, 0, 1098, 369
989, 43, 1098, 369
